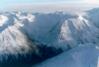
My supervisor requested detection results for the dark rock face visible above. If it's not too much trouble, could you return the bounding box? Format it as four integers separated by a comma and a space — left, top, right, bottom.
37, 45, 63, 61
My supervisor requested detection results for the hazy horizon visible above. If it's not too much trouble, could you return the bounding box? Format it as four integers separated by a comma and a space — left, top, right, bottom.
1, 3, 98, 13
0, 0, 99, 12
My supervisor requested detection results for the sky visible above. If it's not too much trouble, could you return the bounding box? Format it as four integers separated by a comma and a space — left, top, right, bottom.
1, 0, 99, 4
0, 0, 99, 10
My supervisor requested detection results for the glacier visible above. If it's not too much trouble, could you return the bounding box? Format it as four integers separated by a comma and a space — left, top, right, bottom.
0, 8, 98, 67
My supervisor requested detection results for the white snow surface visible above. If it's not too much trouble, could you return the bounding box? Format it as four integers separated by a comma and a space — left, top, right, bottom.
34, 44, 99, 67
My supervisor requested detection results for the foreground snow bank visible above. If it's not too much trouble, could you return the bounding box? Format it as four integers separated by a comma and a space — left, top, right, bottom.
34, 44, 99, 67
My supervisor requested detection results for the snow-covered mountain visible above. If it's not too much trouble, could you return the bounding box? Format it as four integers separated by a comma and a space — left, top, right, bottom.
12, 8, 99, 50
33, 8, 99, 67
0, 8, 99, 67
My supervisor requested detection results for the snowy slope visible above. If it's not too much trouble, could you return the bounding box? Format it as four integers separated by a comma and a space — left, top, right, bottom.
34, 44, 99, 67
